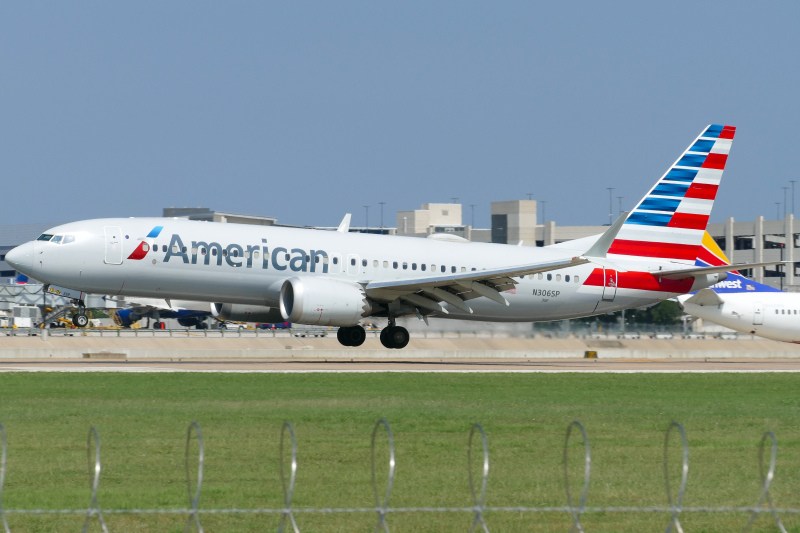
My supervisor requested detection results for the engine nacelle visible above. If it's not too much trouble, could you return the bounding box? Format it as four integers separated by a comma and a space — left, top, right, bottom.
280, 277, 373, 326
210, 303, 284, 323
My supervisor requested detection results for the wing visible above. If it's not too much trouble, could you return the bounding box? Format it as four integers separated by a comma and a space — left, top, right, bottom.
365, 256, 589, 313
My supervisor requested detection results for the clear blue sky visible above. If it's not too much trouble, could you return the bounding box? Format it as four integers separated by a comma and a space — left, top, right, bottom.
2, 2, 799, 229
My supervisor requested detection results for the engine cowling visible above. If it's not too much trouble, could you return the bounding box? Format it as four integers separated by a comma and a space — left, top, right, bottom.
210, 303, 284, 323
279, 277, 374, 326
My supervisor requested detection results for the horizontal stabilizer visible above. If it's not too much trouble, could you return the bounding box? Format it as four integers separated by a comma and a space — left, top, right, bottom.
655, 261, 787, 280
684, 288, 724, 306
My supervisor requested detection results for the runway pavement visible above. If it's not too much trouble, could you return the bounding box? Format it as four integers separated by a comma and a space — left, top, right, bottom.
1, 357, 799, 372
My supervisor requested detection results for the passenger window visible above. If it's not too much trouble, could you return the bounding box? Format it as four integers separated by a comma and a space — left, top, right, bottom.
393, 261, 398, 269
451, 266, 456, 273
441, 265, 446, 273
472, 268, 476, 271
351, 258, 356, 266
212, 248, 218, 256
245, 251, 251, 259
431, 264, 436, 271
556, 274, 561, 281
776, 310, 779, 314
314, 256, 320, 263
172, 245, 179, 253
565, 275, 570, 282
143, 243, 151, 252
51, 235, 63, 244
253, 250, 260, 259
285, 253, 290, 261
547, 274, 552, 281
333, 257, 339, 265
574, 275, 580, 283
412, 263, 417, 270
222, 249, 228, 257
383, 261, 388, 268
362, 259, 367, 267
538, 273, 543, 280
403, 262, 408, 270
373, 260, 379, 267
461, 267, 466, 272
421, 264, 427, 271
63, 235, 75, 244
182, 246, 187, 253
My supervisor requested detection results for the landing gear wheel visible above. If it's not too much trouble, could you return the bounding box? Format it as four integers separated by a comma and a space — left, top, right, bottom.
153, 321, 163, 329
380, 326, 409, 349
73, 314, 89, 328
337, 326, 366, 347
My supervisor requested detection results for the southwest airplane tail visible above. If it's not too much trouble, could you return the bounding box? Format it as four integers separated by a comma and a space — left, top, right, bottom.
694, 232, 781, 294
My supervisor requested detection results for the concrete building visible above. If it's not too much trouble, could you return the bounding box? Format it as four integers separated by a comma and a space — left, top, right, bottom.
396, 203, 490, 241
163, 207, 277, 226
490, 200, 537, 245
707, 216, 798, 291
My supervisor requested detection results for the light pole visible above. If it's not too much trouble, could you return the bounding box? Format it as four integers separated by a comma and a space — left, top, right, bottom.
791, 180, 797, 216
470, 204, 476, 228
451, 197, 459, 204
526, 193, 533, 200
776, 202, 781, 220
363, 205, 370, 229
541, 201, 547, 225
783, 186, 789, 218
607, 188, 615, 224
378, 202, 386, 228
617, 196, 624, 216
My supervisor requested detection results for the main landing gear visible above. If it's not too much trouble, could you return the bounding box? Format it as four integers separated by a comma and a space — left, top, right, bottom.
337, 325, 367, 347
380, 317, 409, 350
335, 319, 410, 349
72, 300, 88, 328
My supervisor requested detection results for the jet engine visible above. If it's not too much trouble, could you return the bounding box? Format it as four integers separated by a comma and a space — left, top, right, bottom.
210, 303, 285, 323
279, 277, 375, 326
111, 309, 141, 328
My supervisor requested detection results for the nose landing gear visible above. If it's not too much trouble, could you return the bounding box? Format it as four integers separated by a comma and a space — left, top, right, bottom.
72, 300, 88, 328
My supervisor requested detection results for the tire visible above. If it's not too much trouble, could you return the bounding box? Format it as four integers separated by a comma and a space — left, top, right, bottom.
347, 325, 366, 347
74, 314, 89, 328
386, 326, 409, 349
337, 326, 350, 346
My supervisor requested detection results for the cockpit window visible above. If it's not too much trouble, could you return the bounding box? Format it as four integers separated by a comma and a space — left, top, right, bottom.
62, 235, 76, 244
37, 234, 53, 241
51, 235, 63, 244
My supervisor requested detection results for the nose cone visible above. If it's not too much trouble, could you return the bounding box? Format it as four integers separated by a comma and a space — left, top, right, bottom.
5, 241, 34, 275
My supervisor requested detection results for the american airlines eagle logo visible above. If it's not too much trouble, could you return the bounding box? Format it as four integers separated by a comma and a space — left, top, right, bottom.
127, 226, 163, 260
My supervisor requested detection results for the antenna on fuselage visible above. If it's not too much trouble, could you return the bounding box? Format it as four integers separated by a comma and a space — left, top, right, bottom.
337, 214, 352, 233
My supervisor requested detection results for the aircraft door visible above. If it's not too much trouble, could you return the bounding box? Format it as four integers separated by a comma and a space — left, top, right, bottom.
601, 268, 617, 301
347, 254, 359, 276
104, 226, 123, 265
753, 302, 764, 325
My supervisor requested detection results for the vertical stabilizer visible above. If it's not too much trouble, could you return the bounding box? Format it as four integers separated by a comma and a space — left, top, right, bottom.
608, 125, 735, 265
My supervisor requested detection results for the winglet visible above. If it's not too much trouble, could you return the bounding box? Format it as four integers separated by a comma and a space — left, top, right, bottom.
337, 214, 351, 233
584, 212, 629, 259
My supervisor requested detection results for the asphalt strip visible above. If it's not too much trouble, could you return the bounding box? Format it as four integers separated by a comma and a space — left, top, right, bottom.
1, 367, 800, 373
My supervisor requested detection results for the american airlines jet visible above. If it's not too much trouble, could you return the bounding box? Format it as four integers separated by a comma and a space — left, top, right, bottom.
7, 125, 768, 349
678, 233, 799, 343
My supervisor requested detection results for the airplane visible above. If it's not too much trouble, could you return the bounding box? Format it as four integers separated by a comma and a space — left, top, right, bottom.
6, 124, 773, 349
677, 233, 799, 343
108, 298, 212, 329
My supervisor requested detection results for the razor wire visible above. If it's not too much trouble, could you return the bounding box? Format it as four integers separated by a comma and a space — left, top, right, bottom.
0, 420, 796, 532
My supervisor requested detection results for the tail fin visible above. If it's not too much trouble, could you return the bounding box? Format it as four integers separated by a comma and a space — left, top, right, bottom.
696, 231, 781, 293
608, 124, 735, 264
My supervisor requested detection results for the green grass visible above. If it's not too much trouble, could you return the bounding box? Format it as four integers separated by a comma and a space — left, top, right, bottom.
0, 373, 798, 532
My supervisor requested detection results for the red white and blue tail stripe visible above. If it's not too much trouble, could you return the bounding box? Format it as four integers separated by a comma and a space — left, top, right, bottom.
608, 125, 735, 264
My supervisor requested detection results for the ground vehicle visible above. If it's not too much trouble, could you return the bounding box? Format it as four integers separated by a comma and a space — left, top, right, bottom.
256, 322, 292, 329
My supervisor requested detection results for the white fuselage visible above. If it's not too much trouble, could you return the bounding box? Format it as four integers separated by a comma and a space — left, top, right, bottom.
10, 217, 717, 324
679, 292, 800, 343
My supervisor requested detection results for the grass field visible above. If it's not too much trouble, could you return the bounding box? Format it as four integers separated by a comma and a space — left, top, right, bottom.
0, 372, 798, 532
